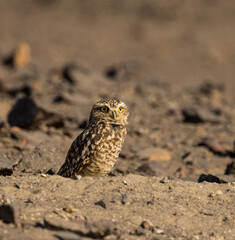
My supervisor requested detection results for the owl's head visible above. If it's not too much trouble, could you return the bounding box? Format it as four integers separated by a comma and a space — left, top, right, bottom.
89, 99, 129, 125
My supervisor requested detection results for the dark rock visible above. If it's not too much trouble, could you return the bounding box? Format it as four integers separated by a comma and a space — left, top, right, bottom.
225, 160, 235, 176
7, 84, 32, 97
198, 174, 227, 184
0, 153, 13, 176
199, 81, 224, 95
46, 168, 57, 175
0, 204, 20, 224
95, 200, 106, 209
140, 220, 154, 232
54, 231, 82, 240
136, 161, 169, 177
198, 137, 227, 155
182, 107, 221, 123
7, 96, 41, 128
14, 141, 66, 173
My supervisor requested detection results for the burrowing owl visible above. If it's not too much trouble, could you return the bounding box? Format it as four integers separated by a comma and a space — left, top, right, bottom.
58, 99, 129, 178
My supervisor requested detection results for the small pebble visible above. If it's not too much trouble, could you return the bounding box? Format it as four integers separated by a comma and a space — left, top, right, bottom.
123, 180, 128, 185
156, 229, 164, 234
95, 200, 106, 209
64, 205, 74, 213
140, 220, 154, 232
160, 177, 170, 183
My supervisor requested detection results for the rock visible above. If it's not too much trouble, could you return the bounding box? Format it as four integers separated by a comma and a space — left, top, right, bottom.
46, 168, 57, 175
95, 200, 106, 209
198, 137, 227, 155
225, 160, 235, 176
7, 96, 41, 129
208, 190, 223, 197
182, 107, 221, 123
159, 177, 170, 183
7, 96, 75, 130
0, 153, 13, 176
3, 43, 31, 68
136, 161, 169, 177
156, 229, 164, 234
140, 220, 154, 232
13, 43, 31, 67
198, 174, 227, 184
64, 205, 75, 213
137, 148, 171, 162
14, 141, 66, 173
54, 231, 82, 240
0, 204, 20, 224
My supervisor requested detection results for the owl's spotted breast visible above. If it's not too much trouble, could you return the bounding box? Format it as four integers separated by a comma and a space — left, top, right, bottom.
58, 99, 129, 178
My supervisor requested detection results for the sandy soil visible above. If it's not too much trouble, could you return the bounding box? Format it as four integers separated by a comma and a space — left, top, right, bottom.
0, 1, 235, 239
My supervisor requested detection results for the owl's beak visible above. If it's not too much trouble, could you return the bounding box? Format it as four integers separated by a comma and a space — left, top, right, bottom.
111, 111, 117, 120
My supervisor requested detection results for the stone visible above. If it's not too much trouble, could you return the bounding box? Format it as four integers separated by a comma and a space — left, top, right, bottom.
137, 161, 169, 177
7, 96, 41, 129
14, 141, 66, 173
0, 153, 13, 176
225, 160, 235, 176
159, 177, 170, 183
198, 137, 227, 155
140, 220, 154, 232
137, 148, 171, 162
95, 200, 106, 209
64, 205, 75, 213
0, 204, 20, 224
3, 43, 31, 68
182, 107, 221, 123
198, 174, 227, 184
13, 43, 31, 67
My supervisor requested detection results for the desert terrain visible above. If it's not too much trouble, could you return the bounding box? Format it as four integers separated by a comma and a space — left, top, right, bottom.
0, 1, 234, 239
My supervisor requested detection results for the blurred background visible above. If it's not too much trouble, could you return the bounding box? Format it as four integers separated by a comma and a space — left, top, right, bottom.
0, 0, 234, 179
0, 0, 235, 96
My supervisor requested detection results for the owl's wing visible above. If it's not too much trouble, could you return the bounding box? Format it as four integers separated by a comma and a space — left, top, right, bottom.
57, 123, 107, 178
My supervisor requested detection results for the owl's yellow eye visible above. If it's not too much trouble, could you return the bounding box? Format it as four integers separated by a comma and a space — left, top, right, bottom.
118, 107, 124, 113
100, 106, 109, 112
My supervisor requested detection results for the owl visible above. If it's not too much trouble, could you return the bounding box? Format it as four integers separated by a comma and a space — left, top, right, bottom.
58, 99, 129, 178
